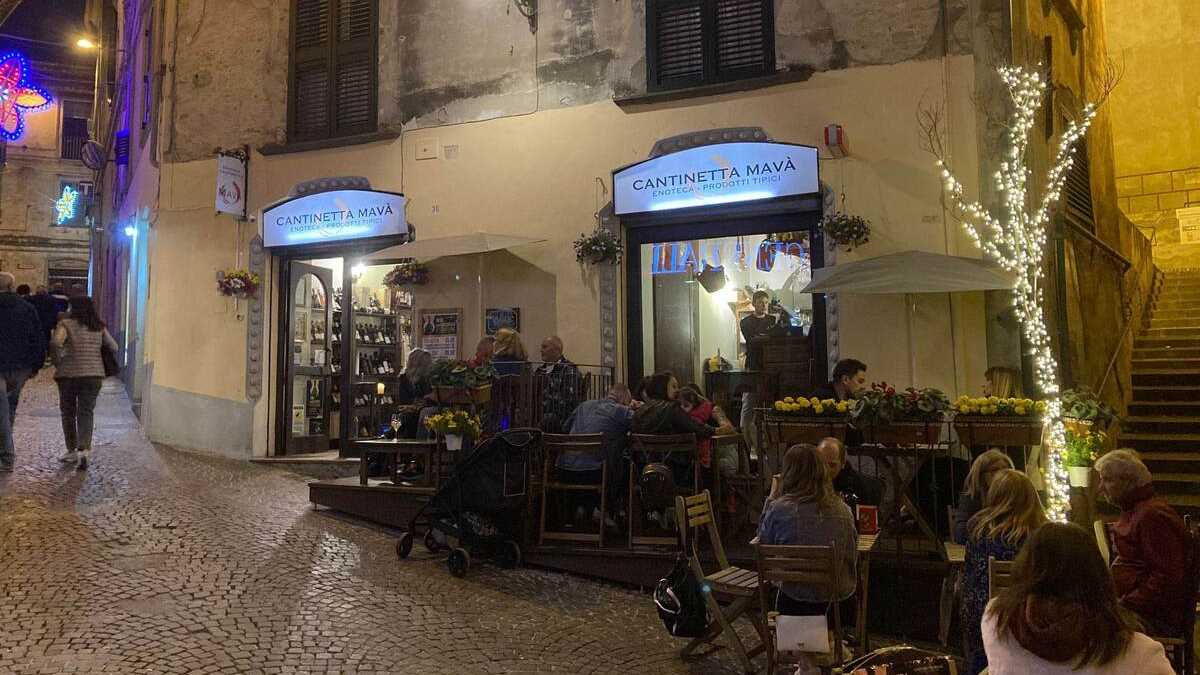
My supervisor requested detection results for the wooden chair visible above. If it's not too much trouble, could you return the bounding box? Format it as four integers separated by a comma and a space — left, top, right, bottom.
676, 491, 767, 673
755, 542, 846, 674
987, 557, 1014, 599
936, 506, 967, 647
1149, 514, 1199, 675
538, 433, 606, 547
629, 433, 699, 547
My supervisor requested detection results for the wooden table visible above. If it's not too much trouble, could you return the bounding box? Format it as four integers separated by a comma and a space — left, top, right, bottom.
354, 439, 439, 487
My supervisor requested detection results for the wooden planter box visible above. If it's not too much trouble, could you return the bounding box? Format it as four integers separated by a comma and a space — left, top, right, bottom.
862, 421, 943, 446
954, 416, 1044, 446
433, 384, 492, 406
762, 415, 849, 445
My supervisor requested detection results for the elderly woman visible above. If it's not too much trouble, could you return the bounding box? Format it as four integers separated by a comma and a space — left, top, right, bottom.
491, 327, 527, 377
1095, 449, 1190, 636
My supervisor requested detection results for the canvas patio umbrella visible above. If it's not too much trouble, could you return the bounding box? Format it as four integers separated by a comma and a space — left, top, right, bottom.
800, 250, 1016, 387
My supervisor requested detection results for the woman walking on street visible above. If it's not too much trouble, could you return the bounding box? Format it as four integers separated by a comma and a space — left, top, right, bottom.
51, 296, 117, 470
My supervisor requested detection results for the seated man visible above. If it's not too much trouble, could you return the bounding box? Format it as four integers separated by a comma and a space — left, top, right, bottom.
816, 436, 884, 514
811, 358, 868, 402
559, 383, 637, 526
1096, 449, 1191, 636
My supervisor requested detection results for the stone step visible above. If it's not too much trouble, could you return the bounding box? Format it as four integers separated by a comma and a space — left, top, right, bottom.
1134, 347, 1200, 360
1141, 452, 1200, 476
1123, 416, 1200, 434
1149, 318, 1200, 330
1120, 433, 1200, 453
1152, 474, 1200, 495
1160, 492, 1200, 520
1135, 337, 1200, 350
1132, 357, 1200, 370
1152, 300, 1200, 312
1149, 310, 1200, 323
1132, 385, 1200, 402
1132, 370, 1200, 386
1140, 327, 1200, 340
1129, 400, 1200, 416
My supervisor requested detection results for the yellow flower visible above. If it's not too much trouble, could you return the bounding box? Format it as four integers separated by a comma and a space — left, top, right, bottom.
1014, 406, 1027, 416
836, 401, 850, 413
820, 399, 835, 407
1035, 401, 1048, 413
784, 397, 795, 404
797, 398, 811, 409
810, 397, 821, 407
813, 405, 824, 415
987, 396, 999, 405
1023, 399, 1035, 408
774, 401, 785, 411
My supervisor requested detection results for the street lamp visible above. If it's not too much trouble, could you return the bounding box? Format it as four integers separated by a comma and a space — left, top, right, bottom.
75, 37, 98, 49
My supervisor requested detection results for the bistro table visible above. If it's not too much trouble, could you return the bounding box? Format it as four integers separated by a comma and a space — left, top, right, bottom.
354, 438, 439, 487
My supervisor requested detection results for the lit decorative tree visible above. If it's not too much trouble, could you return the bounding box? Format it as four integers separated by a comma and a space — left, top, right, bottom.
919, 64, 1118, 521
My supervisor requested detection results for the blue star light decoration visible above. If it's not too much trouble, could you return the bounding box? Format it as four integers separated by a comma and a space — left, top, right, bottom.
55, 186, 79, 225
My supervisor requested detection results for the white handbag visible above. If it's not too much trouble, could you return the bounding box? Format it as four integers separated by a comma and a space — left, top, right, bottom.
775, 613, 831, 655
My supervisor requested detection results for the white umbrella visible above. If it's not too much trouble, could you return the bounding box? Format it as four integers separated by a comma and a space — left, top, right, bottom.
363, 232, 546, 262
800, 250, 1015, 388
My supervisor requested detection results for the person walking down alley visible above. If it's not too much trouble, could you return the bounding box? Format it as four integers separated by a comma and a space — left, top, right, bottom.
51, 296, 119, 471
0, 272, 45, 473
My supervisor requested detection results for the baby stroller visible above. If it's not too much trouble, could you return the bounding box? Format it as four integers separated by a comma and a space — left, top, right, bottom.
396, 427, 539, 577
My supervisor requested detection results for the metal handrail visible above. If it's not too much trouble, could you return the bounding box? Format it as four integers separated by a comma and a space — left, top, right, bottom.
1094, 223, 1159, 397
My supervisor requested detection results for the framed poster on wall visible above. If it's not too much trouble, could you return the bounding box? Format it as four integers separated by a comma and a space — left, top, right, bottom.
485, 307, 520, 335
420, 308, 462, 360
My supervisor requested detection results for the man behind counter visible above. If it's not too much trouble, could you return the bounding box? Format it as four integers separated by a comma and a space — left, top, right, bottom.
739, 290, 791, 446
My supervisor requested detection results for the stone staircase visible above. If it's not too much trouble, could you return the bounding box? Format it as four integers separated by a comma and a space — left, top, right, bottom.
1124, 269, 1200, 516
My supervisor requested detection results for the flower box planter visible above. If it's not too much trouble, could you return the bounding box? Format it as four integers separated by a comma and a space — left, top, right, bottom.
862, 421, 943, 446
953, 416, 1044, 447
433, 384, 492, 406
763, 415, 849, 445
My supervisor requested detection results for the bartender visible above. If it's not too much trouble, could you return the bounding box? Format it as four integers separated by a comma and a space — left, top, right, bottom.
739, 290, 791, 449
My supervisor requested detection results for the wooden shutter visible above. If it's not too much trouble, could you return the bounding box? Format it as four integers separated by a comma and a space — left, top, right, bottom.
649, 0, 705, 90
1063, 140, 1095, 233
714, 0, 773, 78
289, 0, 376, 141
647, 0, 773, 92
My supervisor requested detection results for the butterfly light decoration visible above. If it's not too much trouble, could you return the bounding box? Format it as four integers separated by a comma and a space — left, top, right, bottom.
0, 51, 53, 142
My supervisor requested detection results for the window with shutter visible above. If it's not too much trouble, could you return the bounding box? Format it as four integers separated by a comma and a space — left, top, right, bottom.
647, 0, 774, 92
288, 0, 377, 142
1063, 140, 1095, 233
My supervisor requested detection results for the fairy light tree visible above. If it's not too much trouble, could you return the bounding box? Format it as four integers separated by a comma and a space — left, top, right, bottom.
919, 63, 1120, 521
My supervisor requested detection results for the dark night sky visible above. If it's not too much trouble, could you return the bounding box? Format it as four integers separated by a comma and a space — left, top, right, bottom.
1, 0, 89, 62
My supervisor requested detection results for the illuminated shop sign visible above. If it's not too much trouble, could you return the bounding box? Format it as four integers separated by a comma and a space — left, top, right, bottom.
262, 189, 407, 248
651, 238, 809, 275
613, 142, 819, 216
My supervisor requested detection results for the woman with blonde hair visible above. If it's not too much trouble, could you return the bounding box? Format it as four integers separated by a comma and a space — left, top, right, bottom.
984, 367, 1024, 399
491, 327, 527, 376
961, 469, 1047, 674
953, 449, 1015, 544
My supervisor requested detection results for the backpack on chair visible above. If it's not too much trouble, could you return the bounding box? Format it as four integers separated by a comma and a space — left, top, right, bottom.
654, 554, 709, 638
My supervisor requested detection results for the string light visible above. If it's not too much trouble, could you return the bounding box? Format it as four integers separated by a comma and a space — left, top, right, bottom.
54, 185, 79, 225
936, 66, 1097, 522
0, 51, 53, 142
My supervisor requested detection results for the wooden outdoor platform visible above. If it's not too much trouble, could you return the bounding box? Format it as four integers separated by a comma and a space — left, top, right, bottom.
308, 476, 434, 528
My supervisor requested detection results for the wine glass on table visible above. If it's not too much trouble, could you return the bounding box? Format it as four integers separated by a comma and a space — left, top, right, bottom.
389, 413, 403, 441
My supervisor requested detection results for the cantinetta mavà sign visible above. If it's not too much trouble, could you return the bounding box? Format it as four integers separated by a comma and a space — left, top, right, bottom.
613, 142, 820, 215
261, 189, 408, 248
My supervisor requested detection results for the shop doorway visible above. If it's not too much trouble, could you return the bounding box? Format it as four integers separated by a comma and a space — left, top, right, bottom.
625, 213, 826, 393
275, 255, 415, 455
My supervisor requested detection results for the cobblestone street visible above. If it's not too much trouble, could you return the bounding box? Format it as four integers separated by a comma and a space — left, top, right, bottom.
0, 373, 742, 674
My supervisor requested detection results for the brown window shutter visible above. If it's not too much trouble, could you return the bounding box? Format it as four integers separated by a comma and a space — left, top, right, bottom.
332, 0, 376, 136
714, 0, 773, 77
649, 0, 706, 91
1063, 140, 1095, 233
290, 0, 332, 140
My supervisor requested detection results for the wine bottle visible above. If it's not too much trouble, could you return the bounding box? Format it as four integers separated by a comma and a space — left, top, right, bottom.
375, 354, 386, 375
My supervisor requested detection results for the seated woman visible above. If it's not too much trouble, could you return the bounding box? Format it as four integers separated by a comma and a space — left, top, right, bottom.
961, 469, 1046, 675
757, 444, 857, 615
982, 522, 1174, 675
491, 327, 528, 376
631, 372, 717, 508
396, 348, 434, 438
952, 449, 1015, 544
678, 385, 735, 472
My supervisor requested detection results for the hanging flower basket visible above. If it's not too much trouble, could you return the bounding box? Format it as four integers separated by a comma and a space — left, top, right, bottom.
217, 269, 261, 298
383, 261, 430, 287
573, 227, 622, 265
821, 212, 871, 252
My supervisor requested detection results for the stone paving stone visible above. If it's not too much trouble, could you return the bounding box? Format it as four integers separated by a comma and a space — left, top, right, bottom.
0, 372, 748, 673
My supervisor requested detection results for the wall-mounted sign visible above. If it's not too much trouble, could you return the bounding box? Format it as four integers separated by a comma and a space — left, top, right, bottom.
613, 142, 819, 216
485, 307, 520, 335
262, 189, 407, 248
1179, 207, 1200, 245
215, 154, 246, 217
420, 308, 461, 360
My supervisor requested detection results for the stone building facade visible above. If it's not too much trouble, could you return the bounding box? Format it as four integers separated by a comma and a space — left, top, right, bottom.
85, 0, 1151, 457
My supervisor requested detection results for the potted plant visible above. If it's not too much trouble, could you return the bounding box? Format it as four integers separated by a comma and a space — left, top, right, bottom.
383, 260, 430, 287
429, 359, 497, 404
851, 383, 951, 445
573, 227, 622, 265
821, 212, 871, 252
1061, 387, 1118, 434
765, 396, 853, 444
952, 395, 1047, 446
217, 269, 261, 299
1064, 429, 1105, 487
424, 409, 482, 451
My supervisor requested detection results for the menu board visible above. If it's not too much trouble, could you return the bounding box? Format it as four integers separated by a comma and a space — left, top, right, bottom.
485, 307, 520, 335
420, 308, 461, 360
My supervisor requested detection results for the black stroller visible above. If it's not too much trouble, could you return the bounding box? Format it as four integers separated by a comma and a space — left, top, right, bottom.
395, 428, 539, 577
